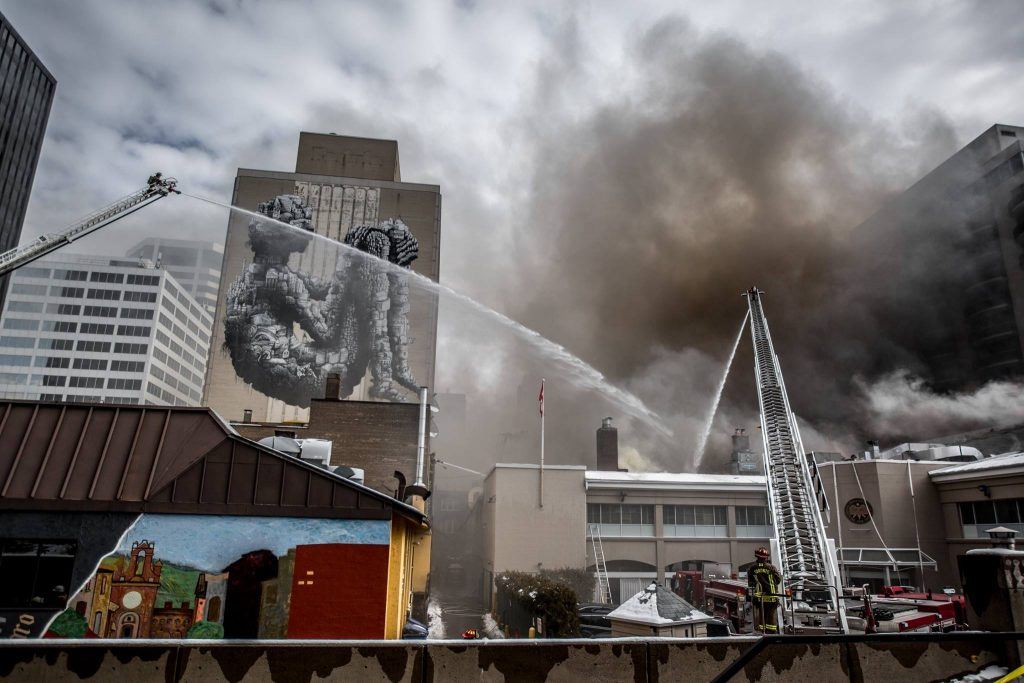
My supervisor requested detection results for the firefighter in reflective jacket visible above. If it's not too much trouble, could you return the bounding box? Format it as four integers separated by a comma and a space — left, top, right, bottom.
747, 546, 782, 633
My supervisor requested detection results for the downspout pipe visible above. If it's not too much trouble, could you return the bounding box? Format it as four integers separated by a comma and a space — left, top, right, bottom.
405, 386, 430, 500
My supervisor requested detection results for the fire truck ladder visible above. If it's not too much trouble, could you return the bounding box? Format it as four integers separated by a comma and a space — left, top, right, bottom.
588, 523, 613, 604
0, 173, 179, 279
744, 287, 847, 633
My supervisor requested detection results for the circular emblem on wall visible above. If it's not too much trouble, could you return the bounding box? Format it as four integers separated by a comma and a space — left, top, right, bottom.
121, 590, 142, 609
844, 498, 873, 525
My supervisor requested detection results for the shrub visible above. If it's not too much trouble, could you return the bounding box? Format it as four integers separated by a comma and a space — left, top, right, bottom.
540, 567, 596, 604
186, 621, 224, 639
495, 571, 580, 637
47, 609, 88, 638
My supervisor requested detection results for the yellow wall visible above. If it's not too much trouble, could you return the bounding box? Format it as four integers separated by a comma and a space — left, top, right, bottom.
384, 512, 432, 639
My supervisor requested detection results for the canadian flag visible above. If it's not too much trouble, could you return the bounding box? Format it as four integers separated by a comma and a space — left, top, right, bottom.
538, 379, 545, 416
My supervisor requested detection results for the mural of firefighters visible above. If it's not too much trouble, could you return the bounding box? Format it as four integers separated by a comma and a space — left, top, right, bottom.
45, 514, 392, 640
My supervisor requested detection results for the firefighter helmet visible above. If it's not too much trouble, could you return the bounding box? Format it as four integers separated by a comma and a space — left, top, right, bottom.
755, 546, 770, 558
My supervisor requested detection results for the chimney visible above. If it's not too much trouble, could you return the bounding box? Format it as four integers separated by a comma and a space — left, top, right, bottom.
596, 417, 620, 471
324, 373, 342, 400
242, 409, 252, 424
866, 440, 880, 460
731, 428, 749, 452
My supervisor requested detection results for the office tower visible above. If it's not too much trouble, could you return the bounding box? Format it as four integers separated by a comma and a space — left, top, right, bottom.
856, 124, 1024, 389
205, 133, 442, 423
0, 255, 212, 405
124, 238, 224, 316
0, 11, 57, 312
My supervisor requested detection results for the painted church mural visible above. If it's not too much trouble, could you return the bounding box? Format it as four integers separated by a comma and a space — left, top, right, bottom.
44, 514, 392, 640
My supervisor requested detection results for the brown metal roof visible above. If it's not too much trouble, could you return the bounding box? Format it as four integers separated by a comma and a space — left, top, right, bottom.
0, 400, 424, 522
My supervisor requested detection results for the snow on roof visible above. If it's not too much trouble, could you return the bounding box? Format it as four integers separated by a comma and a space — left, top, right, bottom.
929, 452, 1024, 478
586, 470, 765, 490
607, 582, 712, 626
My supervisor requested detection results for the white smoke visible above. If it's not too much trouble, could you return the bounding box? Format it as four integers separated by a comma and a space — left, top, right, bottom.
857, 371, 1024, 439
426, 599, 446, 640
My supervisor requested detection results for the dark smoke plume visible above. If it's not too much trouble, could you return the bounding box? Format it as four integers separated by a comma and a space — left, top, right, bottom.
478, 16, 1017, 469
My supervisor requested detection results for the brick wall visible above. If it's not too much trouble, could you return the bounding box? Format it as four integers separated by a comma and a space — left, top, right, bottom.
233, 399, 426, 496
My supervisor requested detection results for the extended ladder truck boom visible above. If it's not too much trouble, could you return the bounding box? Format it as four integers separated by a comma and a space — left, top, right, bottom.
0, 173, 179, 279
745, 287, 848, 634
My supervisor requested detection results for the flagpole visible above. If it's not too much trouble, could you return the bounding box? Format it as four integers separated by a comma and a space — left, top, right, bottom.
539, 378, 545, 509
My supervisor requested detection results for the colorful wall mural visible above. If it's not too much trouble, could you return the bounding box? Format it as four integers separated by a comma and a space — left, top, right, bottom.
45, 514, 392, 640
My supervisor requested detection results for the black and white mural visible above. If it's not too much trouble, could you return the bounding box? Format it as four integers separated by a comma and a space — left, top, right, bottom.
223, 194, 420, 405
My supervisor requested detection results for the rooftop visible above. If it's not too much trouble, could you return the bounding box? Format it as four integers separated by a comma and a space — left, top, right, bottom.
607, 582, 712, 626
585, 470, 766, 491
929, 451, 1024, 482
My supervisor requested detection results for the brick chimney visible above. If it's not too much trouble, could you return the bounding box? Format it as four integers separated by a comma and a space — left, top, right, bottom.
596, 417, 620, 471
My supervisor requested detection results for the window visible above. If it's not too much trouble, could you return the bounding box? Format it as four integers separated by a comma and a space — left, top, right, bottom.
42, 321, 78, 333
39, 394, 63, 402
586, 503, 655, 537
69, 377, 104, 389
83, 306, 117, 317
664, 505, 728, 538
175, 309, 188, 325
37, 357, 70, 369
90, 272, 124, 284
735, 506, 772, 537
54, 270, 87, 281
151, 366, 165, 381
126, 274, 159, 286
155, 330, 171, 347
9, 301, 43, 313
152, 348, 167, 363
110, 360, 144, 373
19, 267, 50, 278
158, 313, 173, 329
114, 343, 147, 354
51, 286, 84, 298
1, 336, 36, 348
147, 382, 160, 397
107, 378, 142, 391
160, 297, 174, 313
0, 373, 29, 384
123, 291, 157, 303
79, 323, 112, 335
172, 323, 186, 340
42, 376, 67, 387
41, 339, 74, 351
10, 283, 46, 296
3, 319, 38, 331
120, 308, 153, 320
73, 358, 107, 371
87, 288, 120, 301
116, 325, 150, 337
960, 499, 1024, 538
44, 303, 80, 316
0, 354, 32, 367
76, 340, 111, 353
0, 540, 76, 609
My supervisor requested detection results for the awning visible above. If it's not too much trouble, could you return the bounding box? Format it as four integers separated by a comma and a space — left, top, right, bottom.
837, 547, 937, 569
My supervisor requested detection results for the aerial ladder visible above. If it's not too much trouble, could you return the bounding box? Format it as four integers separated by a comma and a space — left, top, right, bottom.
744, 287, 848, 633
0, 173, 179, 278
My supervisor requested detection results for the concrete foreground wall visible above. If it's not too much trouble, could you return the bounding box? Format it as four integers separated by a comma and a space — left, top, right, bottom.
0, 634, 1018, 682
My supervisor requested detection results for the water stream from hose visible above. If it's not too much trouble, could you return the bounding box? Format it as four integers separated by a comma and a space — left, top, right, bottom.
694, 310, 749, 467
180, 191, 671, 436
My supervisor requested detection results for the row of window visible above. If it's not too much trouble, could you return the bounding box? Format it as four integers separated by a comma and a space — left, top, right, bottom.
10, 303, 154, 319
16, 285, 160, 302
959, 498, 1024, 538
13, 269, 161, 287
2, 319, 152, 338
586, 504, 772, 538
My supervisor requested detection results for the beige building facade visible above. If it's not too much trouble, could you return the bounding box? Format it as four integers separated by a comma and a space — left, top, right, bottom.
483, 465, 770, 605
205, 133, 441, 423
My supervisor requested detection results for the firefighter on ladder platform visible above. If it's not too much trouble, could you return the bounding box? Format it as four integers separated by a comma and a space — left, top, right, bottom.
748, 546, 783, 634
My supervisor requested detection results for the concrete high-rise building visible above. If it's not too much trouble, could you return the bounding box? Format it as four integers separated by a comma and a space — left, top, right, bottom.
856, 124, 1024, 389
124, 238, 224, 315
205, 133, 441, 423
0, 254, 212, 406
0, 11, 57, 312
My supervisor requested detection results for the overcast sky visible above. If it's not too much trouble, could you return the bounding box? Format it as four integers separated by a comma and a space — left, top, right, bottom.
5, 0, 1024, 461
6, 0, 1024, 295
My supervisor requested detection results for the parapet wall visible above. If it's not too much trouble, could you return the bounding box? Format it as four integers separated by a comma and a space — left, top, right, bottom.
0, 633, 1018, 682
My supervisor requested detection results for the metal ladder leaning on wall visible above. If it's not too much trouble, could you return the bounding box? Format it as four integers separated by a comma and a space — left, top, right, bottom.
744, 287, 847, 633
588, 523, 613, 604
